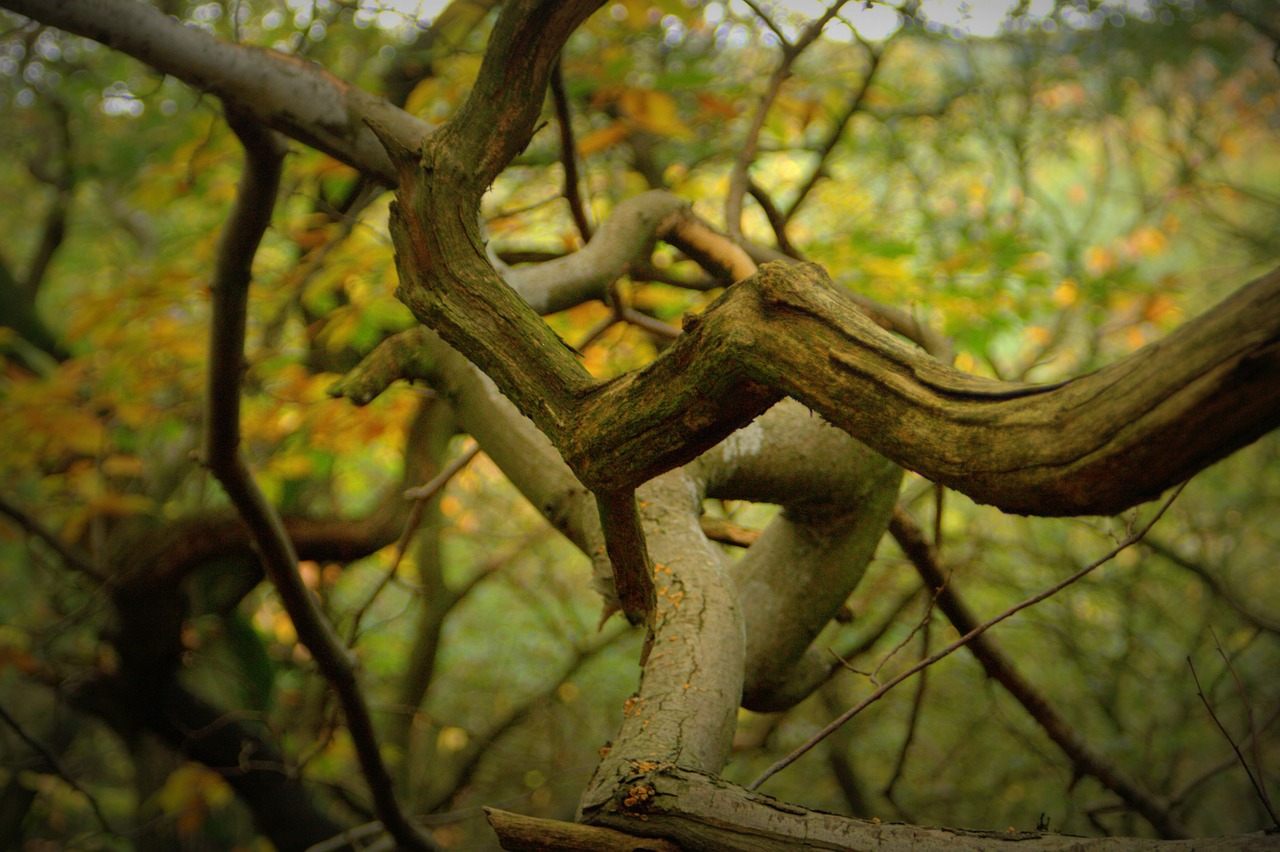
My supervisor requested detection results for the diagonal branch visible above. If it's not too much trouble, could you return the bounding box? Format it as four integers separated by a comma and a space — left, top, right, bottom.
748, 484, 1187, 792
890, 506, 1189, 838
724, 0, 853, 240
560, 262, 1280, 515
0, 0, 430, 185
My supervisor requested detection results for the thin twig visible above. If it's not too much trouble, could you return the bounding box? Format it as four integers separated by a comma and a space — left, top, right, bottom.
1143, 538, 1280, 635
724, 1, 852, 239
749, 482, 1187, 792
1187, 657, 1278, 828
0, 494, 105, 582
746, 180, 804, 258
549, 55, 593, 242
619, 304, 682, 340
883, 611, 930, 801
739, 0, 790, 47
870, 573, 943, 685
783, 37, 882, 223
347, 442, 482, 644
0, 702, 116, 834
889, 505, 1188, 837
1189, 633, 1279, 828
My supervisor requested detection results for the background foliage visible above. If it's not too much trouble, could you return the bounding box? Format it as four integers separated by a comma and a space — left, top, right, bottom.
1, 0, 1278, 848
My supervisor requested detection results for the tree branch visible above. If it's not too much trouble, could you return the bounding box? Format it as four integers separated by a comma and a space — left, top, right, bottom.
200, 110, 435, 850
550, 55, 594, 242
0, 0, 429, 185
748, 484, 1186, 792
563, 263, 1280, 515
890, 506, 1189, 838
29, 0, 1272, 521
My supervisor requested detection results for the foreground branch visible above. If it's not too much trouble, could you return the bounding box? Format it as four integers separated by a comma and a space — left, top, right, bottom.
563, 263, 1280, 515
579, 765, 1273, 852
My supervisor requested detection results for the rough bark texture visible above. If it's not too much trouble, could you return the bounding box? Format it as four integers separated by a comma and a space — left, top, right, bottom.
577, 766, 1280, 852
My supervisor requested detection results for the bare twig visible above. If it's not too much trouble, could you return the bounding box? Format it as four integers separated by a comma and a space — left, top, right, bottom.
0, 494, 105, 582
574, 283, 683, 353
883, 609, 930, 803
1188, 636, 1279, 829
202, 108, 436, 851
0, 702, 116, 834
749, 483, 1187, 792
1169, 703, 1280, 809
347, 441, 482, 644
747, 180, 804, 258
423, 626, 630, 813
739, 0, 789, 47
888, 505, 1189, 838
1143, 538, 1280, 635
724, 1, 852, 239
783, 38, 882, 223
549, 55, 593, 242
1211, 632, 1276, 823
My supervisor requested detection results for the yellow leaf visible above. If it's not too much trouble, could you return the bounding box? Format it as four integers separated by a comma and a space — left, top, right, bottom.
862, 255, 911, 281
1084, 245, 1114, 277
1143, 293, 1179, 325
618, 89, 690, 137
1053, 279, 1078, 307
1126, 225, 1167, 258
1026, 326, 1052, 346
271, 454, 314, 480
578, 121, 631, 156
954, 351, 978, 373
102, 454, 145, 478
438, 726, 469, 752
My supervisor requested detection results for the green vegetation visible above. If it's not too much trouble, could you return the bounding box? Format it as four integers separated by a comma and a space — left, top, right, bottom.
0, 1, 1277, 849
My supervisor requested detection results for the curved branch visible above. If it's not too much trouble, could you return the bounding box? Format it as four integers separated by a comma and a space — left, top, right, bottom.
564, 262, 1280, 516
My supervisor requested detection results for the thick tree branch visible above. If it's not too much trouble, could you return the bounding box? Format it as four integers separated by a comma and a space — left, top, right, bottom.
581, 764, 1272, 852
24, 0, 1252, 523
0, 0, 428, 185
690, 400, 903, 710
565, 262, 1280, 515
